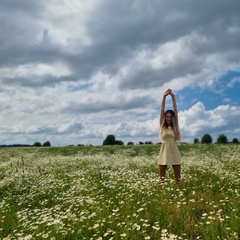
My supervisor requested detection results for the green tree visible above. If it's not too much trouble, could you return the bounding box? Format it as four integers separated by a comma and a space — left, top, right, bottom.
127, 142, 134, 145
43, 141, 51, 147
232, 138, 239, 143
201, 134, 212, 144
33, 142, 41, 147
194, 138, 200, 144
216, 134, 228, 144
103, 135, 116, 145
115, 140, 124, 145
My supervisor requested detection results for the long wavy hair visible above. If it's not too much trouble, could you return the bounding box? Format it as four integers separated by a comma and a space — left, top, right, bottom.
161, 110, 181, 141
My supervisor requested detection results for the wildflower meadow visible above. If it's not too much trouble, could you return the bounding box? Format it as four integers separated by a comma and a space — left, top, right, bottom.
0, 144, 239, 239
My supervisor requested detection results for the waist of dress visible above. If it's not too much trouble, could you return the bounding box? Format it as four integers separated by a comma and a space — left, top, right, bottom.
162, 139, 176, 143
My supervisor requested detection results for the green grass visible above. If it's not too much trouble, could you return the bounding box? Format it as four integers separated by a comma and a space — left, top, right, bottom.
0, 144, 239, 239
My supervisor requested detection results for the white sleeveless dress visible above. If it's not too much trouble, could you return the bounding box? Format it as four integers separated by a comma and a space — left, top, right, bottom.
158, 128, 181, 165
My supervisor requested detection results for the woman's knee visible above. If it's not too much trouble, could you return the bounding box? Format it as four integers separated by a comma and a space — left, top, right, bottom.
172, 165, 181, 176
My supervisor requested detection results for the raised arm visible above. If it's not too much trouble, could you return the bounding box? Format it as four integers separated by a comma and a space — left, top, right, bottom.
160, 89, 171, 126
169, 91, 178, 124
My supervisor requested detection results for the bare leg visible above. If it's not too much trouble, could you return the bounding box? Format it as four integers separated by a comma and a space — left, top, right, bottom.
172, 165, 181, 184
158, 165, 167, 183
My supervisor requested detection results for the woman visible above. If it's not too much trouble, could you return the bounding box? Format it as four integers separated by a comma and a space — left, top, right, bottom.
158, 89, 181, 184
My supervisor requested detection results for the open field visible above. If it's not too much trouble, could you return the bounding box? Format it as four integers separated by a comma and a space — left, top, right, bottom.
0, 144, 239, 240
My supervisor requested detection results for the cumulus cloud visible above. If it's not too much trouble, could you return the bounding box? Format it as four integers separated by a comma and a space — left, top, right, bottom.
179, 102, 240, 142
0, 0, 240, 145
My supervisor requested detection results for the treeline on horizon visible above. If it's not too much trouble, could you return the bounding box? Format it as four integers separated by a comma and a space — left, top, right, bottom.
101, 134, 239, 146
0, 141, 51, 148
0, 133, 239, 148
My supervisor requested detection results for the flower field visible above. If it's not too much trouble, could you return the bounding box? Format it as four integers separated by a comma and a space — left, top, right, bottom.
0, 144, 239, 239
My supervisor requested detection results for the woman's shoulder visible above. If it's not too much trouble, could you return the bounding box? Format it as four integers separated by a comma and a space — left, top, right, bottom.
160, 127, 166, 133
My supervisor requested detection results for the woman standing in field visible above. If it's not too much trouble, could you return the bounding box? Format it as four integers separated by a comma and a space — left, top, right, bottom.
158, 89, 181, 184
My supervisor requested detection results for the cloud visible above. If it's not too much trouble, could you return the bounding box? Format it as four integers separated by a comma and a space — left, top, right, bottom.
0, 0, 240, 145
179, 102, 240, 142
227, 76, 240, 88
62, 94, 154, 114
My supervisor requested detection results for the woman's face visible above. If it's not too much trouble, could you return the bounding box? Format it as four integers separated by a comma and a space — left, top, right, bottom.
166, 112, 173, 125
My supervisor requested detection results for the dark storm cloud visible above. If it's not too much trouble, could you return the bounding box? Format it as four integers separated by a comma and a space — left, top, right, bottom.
27, 126, 59, 135
119, 59, 201, 90
1, 0, 240, 89
26, 122, 84, 135
63, 95, 154, 114
84, 0, 240, 89
0, 0, 43, 12
1, 0, 240, 145
87, 0, 240, 51
0, 1, 45, 64
2, 74, 70, 88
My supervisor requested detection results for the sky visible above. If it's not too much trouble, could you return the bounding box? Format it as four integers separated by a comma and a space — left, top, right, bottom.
0, 0, 240, 146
